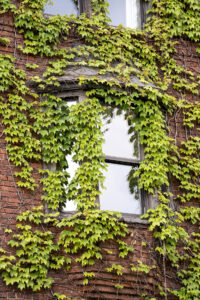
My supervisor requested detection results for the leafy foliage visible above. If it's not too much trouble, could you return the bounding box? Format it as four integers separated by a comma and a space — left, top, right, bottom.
58, 209, 132, 267
0, 207, 62, 291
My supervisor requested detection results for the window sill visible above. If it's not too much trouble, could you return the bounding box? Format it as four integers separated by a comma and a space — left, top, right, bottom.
60, 210, 148, 224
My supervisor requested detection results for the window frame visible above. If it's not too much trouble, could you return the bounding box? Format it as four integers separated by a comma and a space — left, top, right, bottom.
79, 0, 92, 16
49, 90, 148, 223
140, 0, 152, 28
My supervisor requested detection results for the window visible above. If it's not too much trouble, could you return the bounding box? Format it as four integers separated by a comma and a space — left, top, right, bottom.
62, 95, 142, 215
63, 99, 78, 212
44, 0, 146, 29
44, 0, 79, 16
107, 0, 141, 28
99, 107, 141, 214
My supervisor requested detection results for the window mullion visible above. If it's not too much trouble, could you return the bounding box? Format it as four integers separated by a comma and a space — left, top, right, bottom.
105, 155, 140, 165
79, 0, 92, 16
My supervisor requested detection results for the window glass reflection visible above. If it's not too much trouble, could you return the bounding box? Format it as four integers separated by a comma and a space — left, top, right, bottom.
64, 155, 78, 211
108, 0, 141, 28
44, 0, 78, 16
102, 108, 139, 160
107, 0, 126, 27
63, 100, 78, 211
100, 163, 141, 214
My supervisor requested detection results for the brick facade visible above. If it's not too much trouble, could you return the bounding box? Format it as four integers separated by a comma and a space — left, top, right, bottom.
0, 5, 199, 300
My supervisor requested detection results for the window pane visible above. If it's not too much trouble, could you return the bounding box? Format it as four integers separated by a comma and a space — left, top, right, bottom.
100, 163, 141, 214
63, 100, 78, 211
63, 154, 78, 211
102, 108, 139, 160
126, 0, 141, 28
107, 0, 126, 27
44, 0, 78, 16
108, 0, 141, 28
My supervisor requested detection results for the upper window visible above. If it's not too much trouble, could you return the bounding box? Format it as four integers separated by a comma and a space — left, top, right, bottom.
107, 0, 141, 28
44, 0, 142, 28
44, 0, 79, 16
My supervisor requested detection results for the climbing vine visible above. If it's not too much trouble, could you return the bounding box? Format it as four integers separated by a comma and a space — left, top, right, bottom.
0, 0, 200, 299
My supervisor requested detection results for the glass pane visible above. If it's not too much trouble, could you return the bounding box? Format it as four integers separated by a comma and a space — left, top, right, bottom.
108, 0, 141, 28
102, 108, 139, 160
63, 100, 78, 211
107, 0, 126, 27
63, 154, 78, 211
100, 163, 141, 214
126, 0, 141, 28
44, 0, 78, 16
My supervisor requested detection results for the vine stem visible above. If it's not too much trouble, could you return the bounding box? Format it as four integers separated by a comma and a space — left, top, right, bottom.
163, 241, 168, 300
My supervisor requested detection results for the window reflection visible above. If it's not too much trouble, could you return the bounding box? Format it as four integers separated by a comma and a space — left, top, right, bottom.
64, 154, 78, 211
102, 107, 139, 160
108, 0, 141, 28
63, 100, 78, 212
107, 0, 126, 27
44, 0, 78, 16
100, 163, 141, 214
44, 0, 141, 28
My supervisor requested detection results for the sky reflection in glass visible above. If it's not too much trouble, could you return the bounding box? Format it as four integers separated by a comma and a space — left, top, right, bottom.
63, 100, 78, 211
108, 0, 141, 28
107, 0, 126, 27
64, 154, 78, 211
44, 0, 78, 16
102, 108, 139, 160
100, 163, 141, 214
